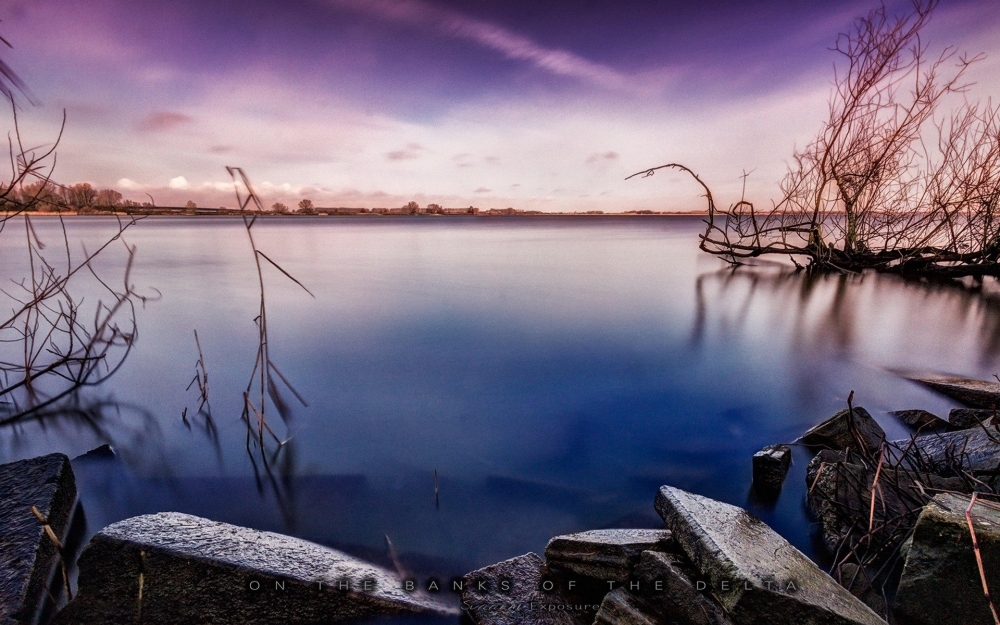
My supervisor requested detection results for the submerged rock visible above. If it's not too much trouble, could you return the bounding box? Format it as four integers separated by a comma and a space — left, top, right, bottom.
889, 409, 949, 431
461, 553, 594, 625
655, 485, 887, 625
908, 374, 1000, 409
1, 453, 78, 625
895, 493, 1000, 625
799, 407, 884, 454
544, 529, 672, 582
947, 407, 997, 430
752, 444, 792, 495
55, 512, 455, 624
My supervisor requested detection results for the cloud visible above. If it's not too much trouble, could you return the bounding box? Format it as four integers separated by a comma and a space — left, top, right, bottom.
586, 151, 620, 164
208, 145, 233, 154
386, 142, 425, 160
329, 0, 642, 92
473, 187, 491, 193
138, 111, 193, 132
117, 177, 143, 190
168, 176, 190, 189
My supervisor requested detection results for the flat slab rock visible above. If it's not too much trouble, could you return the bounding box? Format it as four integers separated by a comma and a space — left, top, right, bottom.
0, 453, 77, 625
461, 553, 595, 625
896, 426, 1000, 473
895, 493, 1000, 625
544, 529, 672, 582
54, 511, 455, 624
655, 486, 886, 625
799, 407, 884, 454
908, 374, 1000, 409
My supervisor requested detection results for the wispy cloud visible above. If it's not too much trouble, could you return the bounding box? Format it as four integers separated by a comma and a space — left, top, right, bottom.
328, 0, 649, 93
386, 142, 425, 160
138, 111, 193, 132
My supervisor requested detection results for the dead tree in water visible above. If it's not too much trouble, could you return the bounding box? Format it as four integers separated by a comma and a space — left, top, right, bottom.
631, 1, 1000, 279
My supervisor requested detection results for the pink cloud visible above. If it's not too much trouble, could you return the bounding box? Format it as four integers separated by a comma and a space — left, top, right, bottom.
138, 111, 193, 132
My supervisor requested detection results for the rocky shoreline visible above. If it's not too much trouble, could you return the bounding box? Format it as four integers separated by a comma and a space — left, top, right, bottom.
4, 373, 1000, 624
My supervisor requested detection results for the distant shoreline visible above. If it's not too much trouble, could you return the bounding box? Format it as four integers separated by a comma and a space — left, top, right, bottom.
13, 209, 709, 217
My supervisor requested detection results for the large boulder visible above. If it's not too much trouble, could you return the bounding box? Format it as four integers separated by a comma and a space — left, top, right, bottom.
908, 374, 1000, 409
1, 453, 78, 625
799, 407, 884, 455
947, 408, 997, 430
895, 493, 1000, 625
461, 553, 594, 625
805, 449, 966, 555
544, 529, 672, 582
631, 550, 732, 624
54, 512, 455, 624
655, 485, 887, 625
896, 426, 1000, 476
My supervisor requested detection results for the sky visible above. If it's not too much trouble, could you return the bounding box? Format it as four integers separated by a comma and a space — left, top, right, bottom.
1, 0, 999, 211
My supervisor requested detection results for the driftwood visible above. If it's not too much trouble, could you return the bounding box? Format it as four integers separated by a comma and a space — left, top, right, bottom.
632, 1, 1000, 279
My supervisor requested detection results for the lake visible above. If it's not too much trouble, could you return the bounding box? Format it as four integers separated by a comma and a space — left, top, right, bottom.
2, 215, 999, 599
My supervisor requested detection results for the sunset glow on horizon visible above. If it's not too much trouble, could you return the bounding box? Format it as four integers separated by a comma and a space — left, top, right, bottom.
3, 0, 999, 211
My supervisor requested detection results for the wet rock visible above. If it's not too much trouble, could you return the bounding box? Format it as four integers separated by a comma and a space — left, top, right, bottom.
544, 529, 673, 582
947, 407, 997, 430
799, 407, 884, 454
71, 444, 115, 462
593, 589, 659, 625
1, 453, 78, 625
889, 409, 949, 431
55, 512, 455, 624
895, 493, 1000, 625
834, 563, 886, 620
752, 444, 791, 495
461, 553, 594, 625
908, 374, 1000, 409
805, 449, 966, 555
632, 550, 732, 624
897, 426, 1000, 476
655, 485, 887, 625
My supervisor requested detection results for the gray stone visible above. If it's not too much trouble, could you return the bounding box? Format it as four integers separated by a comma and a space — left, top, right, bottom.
948, 408, 997, 430
799, 407, 885, 455
593, 589, 659, 625
461, 553, 594, 625
752, 444, 791, 494
896, 426, 1000, 475
54, 512, 455, 624
1, 453, 78, 625
805, 449, 966, 555
834, 563, 886, 621
908, 374, 1000, 409
544, 529, 673, 582
889, 409, 949, 431
655, 485, 887, 625
895, 493, 1000, 625
633, 550, 732, 625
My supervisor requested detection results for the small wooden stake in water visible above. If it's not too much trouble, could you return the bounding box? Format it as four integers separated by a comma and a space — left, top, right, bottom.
434, 469, 439, 510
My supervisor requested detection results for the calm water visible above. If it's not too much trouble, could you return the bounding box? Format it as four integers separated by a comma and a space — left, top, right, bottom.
3, 216, 1000, 596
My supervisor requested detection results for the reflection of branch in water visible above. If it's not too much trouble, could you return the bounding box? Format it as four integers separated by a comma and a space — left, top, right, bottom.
226, 167, 312, 531
691, 265, 1000, 367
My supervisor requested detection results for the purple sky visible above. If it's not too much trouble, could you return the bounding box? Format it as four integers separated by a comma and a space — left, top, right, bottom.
2, 0, 999, 211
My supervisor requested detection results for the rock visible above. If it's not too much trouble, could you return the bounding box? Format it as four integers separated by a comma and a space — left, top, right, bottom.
593, 589, 659, 625
908, 374, 1000, 409
544, 529, 673, 582
72, 444, 115, 461
1, 453, 78, 625
805, 449, 966, 555
752, 444, 791, 494
895, 493, 1000, 625
834, 563, 886, 620
799, 407, 885, 455
54, 512, 455, 624
897, 426, 1000, 476
461, 553, 594, 625
655, 485, 887, 625
947, 408, 997, 430
632, 550, 732, 624
889, 409, 949, 431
